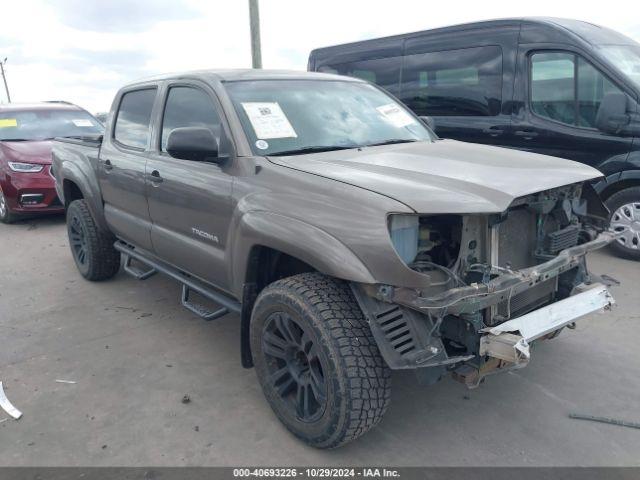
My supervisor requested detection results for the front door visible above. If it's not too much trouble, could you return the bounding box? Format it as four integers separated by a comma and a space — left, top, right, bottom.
99, 86, 158, 251
509, 47, 633, 172
146, 83, 234, 291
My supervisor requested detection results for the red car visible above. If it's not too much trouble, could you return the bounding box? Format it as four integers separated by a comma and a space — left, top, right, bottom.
0, 102, 103, 223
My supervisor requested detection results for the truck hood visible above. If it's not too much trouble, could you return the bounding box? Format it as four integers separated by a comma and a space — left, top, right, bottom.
0, 140, 53, 165
268, 139, 602, 213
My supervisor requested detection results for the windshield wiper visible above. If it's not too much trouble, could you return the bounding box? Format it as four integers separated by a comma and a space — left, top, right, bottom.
268, 145, 358, 156
365, 139, 419, 147
0, 138, 29, 142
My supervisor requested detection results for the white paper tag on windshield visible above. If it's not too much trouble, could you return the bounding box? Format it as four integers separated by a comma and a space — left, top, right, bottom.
241, 102, 297, 139
72, 119, 94, 127
376, 104, 416, 128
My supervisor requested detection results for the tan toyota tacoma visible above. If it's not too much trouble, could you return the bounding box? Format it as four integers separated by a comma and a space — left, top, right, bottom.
52, 69, 617, 448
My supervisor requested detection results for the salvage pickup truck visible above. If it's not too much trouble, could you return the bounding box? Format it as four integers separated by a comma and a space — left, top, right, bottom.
52, 69, 617, 448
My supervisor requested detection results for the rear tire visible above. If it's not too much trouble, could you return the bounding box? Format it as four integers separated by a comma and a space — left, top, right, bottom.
66, 199, 120, 280
250, 272, 391, 449
606, 187, 640, 261
0, 188, 17, 224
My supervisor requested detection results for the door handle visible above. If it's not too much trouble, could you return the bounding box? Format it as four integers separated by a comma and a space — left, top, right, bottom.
148, 170, 163, 184
514, 130, 539, 139
103, 159, 113, 171
482, 127, 504, 136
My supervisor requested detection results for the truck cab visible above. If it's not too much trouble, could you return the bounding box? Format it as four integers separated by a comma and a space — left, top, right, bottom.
309, 18, 640, 258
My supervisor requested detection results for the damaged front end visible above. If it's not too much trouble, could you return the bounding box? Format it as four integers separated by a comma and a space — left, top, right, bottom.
352, 183, 617, 387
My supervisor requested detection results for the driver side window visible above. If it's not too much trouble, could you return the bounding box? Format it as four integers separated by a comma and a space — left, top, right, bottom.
161, 86, 222, 152
530, 52, 623, 128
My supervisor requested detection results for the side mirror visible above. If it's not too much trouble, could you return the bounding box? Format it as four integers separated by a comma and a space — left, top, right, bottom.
420, 116, 436, 130
166, 127, 219, 162
595, 92, 630, 134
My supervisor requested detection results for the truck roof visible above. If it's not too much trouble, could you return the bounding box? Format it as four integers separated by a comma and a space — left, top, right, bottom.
127, 69, 362, 87
0, 102, 84, 112
309, 17, 637, 63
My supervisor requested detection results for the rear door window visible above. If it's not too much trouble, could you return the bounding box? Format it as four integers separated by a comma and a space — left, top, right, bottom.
530, 52, 623, 128
114, 88, 157, 149
400, 46, 503, 116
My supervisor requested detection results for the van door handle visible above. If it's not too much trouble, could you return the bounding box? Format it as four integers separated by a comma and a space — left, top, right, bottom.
148, 170, 163, 184
514, 130, 539, 139
103, 159, 113, 171
482, 127, 504, 136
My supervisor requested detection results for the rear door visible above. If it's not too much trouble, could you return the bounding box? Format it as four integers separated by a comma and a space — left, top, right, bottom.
398, 26, 520, 147
99, 86, 158, 250
145, 81, 234, 291
509, 46, 634, 170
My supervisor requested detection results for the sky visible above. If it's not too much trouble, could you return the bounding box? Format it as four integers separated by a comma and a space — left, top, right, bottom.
0, 0, 639, 113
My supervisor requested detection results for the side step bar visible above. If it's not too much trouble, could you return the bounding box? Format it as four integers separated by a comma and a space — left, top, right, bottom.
123, 254, 157, 280
114, 241, 241, 320
181, 285, 229, 321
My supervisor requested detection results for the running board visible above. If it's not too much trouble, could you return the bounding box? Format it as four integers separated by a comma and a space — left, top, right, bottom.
181, 285, 229, 321
114, 241, 241, 320
123, 254, 157, 280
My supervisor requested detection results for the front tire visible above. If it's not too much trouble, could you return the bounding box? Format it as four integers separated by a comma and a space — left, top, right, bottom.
0, 187, 17, 224
250, 273, 391, 449
606, 187, 640, 261
66, 199, 121, 280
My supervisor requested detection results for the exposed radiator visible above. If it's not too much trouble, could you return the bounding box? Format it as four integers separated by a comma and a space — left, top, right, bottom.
497, 278, 557, 319
545, 224, 580, 254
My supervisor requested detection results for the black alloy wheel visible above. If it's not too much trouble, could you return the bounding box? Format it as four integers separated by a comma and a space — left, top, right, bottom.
262, 311, 327, 422
69, 213, 89, 268
65, 199, 121, 280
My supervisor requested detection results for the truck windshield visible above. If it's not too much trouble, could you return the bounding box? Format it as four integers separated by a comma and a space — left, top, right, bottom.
0, 109, 103, 141
599, 45, 640, 90
225, 80, 434, 156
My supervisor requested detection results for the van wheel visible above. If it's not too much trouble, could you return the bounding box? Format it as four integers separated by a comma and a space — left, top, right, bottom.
66, 199, 121, 280
606, 187, 640, 261
0, 188, 17, 224
250, 272, 391, 448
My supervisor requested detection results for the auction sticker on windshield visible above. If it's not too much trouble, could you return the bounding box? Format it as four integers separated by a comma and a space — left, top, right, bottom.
0, 119, 18, 128
376, 103, 416, 128
241, 102, 297, 139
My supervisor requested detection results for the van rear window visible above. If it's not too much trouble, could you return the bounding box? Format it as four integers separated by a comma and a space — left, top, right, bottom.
317, 56, 402, 94
400, 46, 503, 117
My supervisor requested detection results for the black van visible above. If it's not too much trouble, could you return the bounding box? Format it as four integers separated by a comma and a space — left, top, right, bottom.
308, 18, 640, 259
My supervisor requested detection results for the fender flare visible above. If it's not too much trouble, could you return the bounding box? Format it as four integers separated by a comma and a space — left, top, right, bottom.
232, 212, 377, 369
60, 162, 109, 232
231, 211, 375, 295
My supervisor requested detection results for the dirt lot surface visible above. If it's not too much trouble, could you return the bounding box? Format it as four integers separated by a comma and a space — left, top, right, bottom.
0, 215, 638, 466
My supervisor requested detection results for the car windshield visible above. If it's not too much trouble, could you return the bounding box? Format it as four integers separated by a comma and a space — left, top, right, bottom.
599, 44, 640, 90
225, 79, 435, 156
0, 109, 103, 141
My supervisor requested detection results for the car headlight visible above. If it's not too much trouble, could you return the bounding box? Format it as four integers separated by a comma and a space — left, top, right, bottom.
8, 162, 44, 173
388, 214, 420, 264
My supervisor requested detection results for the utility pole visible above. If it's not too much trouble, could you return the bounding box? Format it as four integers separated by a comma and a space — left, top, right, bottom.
0, 58, 10, 103
248, 0, 262, 69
